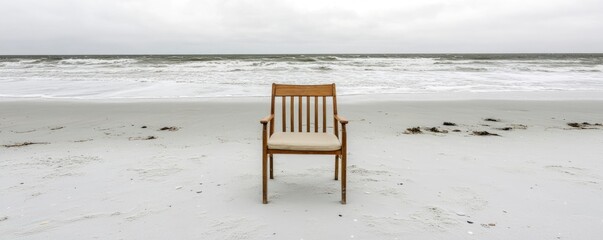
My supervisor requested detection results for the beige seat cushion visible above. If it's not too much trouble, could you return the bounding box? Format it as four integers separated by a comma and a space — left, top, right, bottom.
268, 132, 341, 151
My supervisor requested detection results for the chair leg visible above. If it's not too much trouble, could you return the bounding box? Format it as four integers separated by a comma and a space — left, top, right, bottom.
269, 154, 274, 179
341, 152, 347, 204
334, 155, 339, 180
262, 153, 268, 204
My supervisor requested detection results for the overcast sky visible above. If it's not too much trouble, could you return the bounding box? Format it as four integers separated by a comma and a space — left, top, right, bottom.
1, 0, 602, 54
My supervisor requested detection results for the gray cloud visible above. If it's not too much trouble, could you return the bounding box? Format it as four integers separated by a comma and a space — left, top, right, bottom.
1, 0, 602, 54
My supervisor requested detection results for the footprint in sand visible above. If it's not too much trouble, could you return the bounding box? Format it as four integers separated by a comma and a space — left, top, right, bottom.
544, 165, 600, 184
544, 165, 586, 176
361, 215, 410, 236
410, 206, 459, 231
204, 217, 264, 239
445, 186, 489, 211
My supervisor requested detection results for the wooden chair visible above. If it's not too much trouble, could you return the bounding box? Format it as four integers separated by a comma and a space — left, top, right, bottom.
260, 83, 349, 204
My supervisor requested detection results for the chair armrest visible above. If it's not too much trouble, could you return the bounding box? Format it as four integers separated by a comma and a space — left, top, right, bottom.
260, 114, 274, 124
334, 114, 348, 124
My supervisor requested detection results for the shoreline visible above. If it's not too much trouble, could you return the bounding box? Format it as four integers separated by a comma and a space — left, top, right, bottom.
2, 90, 603, 103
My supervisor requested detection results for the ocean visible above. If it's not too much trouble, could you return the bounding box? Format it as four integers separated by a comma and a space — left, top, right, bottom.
1, 54, 602, 99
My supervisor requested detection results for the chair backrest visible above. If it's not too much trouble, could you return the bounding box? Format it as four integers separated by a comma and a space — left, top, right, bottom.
269, 83, 339, 135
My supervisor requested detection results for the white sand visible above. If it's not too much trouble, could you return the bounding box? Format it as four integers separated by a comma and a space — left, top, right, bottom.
1, 98, 603, 239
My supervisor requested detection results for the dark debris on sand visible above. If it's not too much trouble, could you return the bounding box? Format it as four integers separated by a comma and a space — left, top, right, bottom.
404, 127, 422, 134
443, 122, 457, 126
129, 136, 157, 140
567, 122, 601, 129
497, 124, 528, 131
405, 126, 450, 134
3, 142, 49, 148
428, 127, 449, 133
567, 122, 581, 128
159, 126, 179, 131
472, 131, 500, 136
484, 118, 500, 122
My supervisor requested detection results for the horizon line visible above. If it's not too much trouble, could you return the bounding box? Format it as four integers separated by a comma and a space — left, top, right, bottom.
2, 52, 603, 56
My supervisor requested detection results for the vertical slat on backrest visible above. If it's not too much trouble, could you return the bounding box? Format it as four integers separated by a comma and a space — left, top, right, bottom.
290, 96, 294, 132
322, 96, 327, 132
282, 96, 286, 132
333, 84, 338, 137
306, 96, 310, 132
298, 97, 302, 132
270, 84, 276, 136
314, 96, 318, 132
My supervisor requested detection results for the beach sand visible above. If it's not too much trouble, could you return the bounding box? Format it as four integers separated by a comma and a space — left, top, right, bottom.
1, 98, 603, 239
